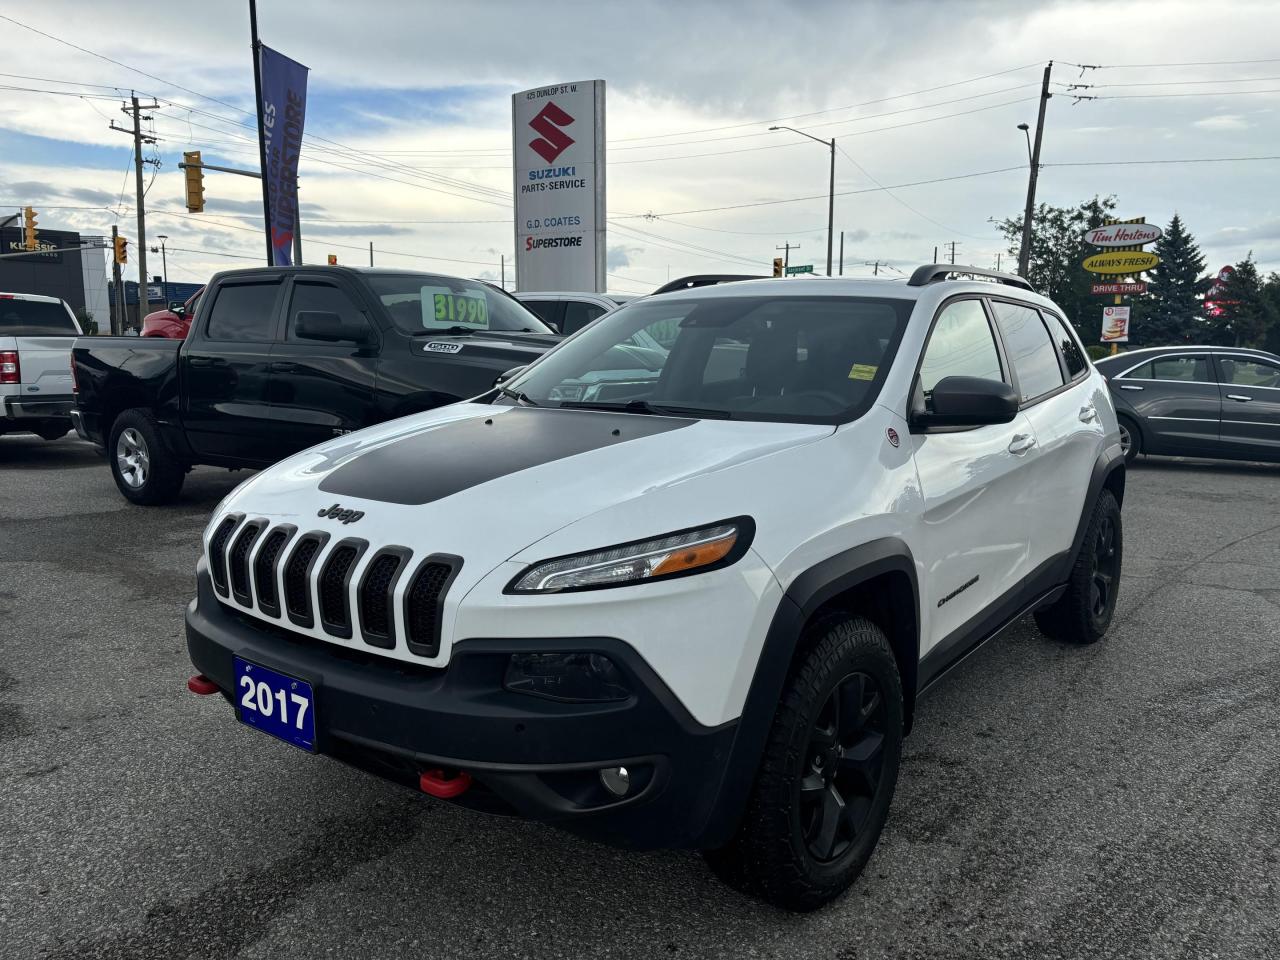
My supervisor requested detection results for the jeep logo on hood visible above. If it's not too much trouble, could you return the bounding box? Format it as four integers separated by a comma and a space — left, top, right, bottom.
317, 503, 365, 524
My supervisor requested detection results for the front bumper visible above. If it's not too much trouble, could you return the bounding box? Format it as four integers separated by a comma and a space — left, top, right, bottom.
186, 568, 739, 849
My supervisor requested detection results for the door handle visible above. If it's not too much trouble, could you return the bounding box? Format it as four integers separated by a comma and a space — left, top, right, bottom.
1118, 384, 1144, 391
186, 357, 223, 368
270, 362, 302, 374
1008, 433, 1037, 455
1079, 405, 1098, 423
1226, 394, 1253, 402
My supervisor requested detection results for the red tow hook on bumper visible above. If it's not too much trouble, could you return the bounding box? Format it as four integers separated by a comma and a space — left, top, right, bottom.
187, 674, 220, 696
419, 769, 473, 799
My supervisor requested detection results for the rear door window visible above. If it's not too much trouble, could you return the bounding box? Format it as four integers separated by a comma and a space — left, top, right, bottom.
562, 300, 608, 336
1047, 313, 1088, 380
1217, 356, 1280, 388
205, 281, 283, 342
990, 300, 1065, 402
0, 298, 79, 336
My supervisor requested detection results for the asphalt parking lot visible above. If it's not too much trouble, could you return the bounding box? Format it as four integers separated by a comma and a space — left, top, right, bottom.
2, 433, 1278, 960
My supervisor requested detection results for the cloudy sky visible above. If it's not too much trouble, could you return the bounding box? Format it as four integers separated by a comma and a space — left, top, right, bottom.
1, 0, 1277, 297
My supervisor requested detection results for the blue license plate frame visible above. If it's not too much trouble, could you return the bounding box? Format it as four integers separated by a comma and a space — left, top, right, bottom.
234, 657, 317, 752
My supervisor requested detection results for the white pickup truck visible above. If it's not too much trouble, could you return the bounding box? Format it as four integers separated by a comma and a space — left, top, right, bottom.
0, 292, 82, 441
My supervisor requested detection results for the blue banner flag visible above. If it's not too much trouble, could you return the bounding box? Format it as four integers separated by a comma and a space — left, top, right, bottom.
258, 44, 309, 265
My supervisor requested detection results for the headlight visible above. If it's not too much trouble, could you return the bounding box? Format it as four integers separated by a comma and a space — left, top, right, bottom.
507, 518, 753, 594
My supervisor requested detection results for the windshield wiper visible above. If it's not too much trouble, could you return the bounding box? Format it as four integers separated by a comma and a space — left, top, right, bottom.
498, 385, 538, 407
557, 399, 733, 420
410, 326, 477, 336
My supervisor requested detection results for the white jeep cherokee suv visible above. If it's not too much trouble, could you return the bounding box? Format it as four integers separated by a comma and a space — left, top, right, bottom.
187, 265, 1124, 910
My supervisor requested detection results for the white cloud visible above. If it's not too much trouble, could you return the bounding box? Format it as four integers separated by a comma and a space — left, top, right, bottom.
1193, 114, 1251, 131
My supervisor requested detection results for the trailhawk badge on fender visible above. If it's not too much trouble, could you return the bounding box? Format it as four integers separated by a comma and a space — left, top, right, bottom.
886, 427, 900, 448
424, 341, 464, 354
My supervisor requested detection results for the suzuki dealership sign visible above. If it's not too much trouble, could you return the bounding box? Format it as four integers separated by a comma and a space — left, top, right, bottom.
513, 80, 606, 292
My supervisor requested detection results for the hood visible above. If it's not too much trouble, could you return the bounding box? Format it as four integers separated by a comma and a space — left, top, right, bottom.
410, 329, 562, 368
216, 401, 832, 581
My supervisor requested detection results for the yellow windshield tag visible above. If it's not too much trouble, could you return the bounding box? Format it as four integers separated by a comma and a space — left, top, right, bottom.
848, 363, 877, 381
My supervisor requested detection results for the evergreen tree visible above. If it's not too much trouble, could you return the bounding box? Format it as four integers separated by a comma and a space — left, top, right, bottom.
1209, 254, 1269, 347
1133, 213, 1207, 346
1263, 273, 1280, 354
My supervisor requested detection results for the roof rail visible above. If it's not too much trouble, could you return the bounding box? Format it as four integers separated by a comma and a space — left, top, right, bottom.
907, 264, 1034, 292
651, 274, 765, 295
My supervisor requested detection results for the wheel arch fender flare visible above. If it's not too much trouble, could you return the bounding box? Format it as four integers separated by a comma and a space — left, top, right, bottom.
696, 537, 919, 850
1067, 446, 1125, 575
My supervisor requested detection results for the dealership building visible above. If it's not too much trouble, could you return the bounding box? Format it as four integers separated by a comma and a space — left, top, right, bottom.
0, 224, 109, 325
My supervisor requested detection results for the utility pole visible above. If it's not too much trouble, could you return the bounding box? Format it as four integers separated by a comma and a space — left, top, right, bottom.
111, 96, 161, 325
933, 245, 938, 263
770, 126, 835, 276
249, 0, 274, 264
151, 235, 169, 304
946, 241, 959, 265
110, 224, 123, 336
369, 242, 374, 267
1018, 61, 1054, 277
995, 252, 1003, 271
500, 254, 505, 289
873, 260, 880, 276
776, 242, 799, 271
838, 231, 844, 275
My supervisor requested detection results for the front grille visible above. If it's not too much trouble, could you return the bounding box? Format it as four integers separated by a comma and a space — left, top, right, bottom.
404, 557, 461, 658
360, 554, 402, 640
253, 528, 292, 617
318, 542, 365, 636
284, 535, 325, 626
208, 515, 242, 596
228, 522, 263, 605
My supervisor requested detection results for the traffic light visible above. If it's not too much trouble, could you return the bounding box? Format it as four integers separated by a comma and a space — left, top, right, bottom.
772, 257, 783, 278
22, 206, 38, 251
327, 254, 338, 265
113, 235, 128, 265
183, 151, 205, 212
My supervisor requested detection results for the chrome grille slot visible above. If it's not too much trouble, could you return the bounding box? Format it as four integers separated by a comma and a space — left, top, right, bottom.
208, 515, 242, 597
228, 522, 264, 606
284, 534, 328, 628
357, 548, 411, 649
403, 555, 462, 658
318, 539, 367, 638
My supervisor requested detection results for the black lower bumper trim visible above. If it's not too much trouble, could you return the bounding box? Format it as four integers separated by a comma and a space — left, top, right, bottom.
185, 564, 737, 849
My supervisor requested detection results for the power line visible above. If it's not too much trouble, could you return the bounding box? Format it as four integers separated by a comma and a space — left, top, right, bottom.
1065, 57, 1280, 70
1044, 155, 1280, 167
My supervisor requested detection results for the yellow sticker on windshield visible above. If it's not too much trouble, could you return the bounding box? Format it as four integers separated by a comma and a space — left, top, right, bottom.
848, 363, 878, 381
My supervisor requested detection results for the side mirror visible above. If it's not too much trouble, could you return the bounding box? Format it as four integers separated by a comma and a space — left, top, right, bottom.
494, 365, 525, 387
295, 311, 369, 343
913, 376, 1018, 428
171, 305, 186, 318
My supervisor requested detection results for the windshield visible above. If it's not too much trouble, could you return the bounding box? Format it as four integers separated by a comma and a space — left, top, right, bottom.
0, 297, 79, 336
368, 274, 552, 335
506, 293, 912, 423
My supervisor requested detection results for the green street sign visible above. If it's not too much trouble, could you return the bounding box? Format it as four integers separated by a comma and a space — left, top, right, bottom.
785, 264, 814, 275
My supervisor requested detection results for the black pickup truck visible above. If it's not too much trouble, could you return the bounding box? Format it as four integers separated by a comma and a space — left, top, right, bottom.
72, 266, 560, 504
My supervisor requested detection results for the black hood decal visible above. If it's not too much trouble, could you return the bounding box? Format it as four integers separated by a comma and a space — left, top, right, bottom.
318, 408, 693, 506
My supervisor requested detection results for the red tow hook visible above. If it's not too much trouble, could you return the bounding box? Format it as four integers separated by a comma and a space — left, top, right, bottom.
187, 674, 220, 696
419, 769, 473, 799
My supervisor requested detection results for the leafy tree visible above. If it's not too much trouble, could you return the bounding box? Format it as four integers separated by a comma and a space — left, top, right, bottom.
1208, 254, 1269, 347
1261, 272, 1280, 354
1131, 214, 1208, 346
998, 196, 1117, 341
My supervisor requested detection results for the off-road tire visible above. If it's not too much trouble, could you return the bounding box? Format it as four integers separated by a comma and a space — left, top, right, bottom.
108, 409, 185, 505
704, 616, 903, 911
1034, 488, 1122, 645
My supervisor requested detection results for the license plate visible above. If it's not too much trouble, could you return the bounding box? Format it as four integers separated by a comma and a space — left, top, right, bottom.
234, 657, 316, 752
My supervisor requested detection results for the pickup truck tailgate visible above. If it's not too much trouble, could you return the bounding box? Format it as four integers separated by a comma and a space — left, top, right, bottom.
9, 335, 76, 395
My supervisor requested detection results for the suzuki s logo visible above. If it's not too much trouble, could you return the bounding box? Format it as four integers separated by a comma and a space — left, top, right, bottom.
317, 503, 365, 525
529, 102, 575, 163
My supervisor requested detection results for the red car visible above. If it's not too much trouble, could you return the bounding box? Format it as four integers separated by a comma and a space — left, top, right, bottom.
141, 287, 203, 338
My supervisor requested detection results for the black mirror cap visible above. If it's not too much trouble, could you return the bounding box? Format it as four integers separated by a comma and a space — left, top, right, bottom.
295, 311, 368, 343
915, 375, 1019, 428
494, 365, 526, 387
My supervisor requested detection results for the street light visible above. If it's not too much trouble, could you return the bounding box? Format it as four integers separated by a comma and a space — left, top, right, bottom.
1017, 123, 1032, 164
770, 125, 835, 277
152, 235, 169, 305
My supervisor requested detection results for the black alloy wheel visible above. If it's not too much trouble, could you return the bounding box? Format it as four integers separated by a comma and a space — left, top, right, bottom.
1090, 511, 1120, 620
800, 671, 887, 863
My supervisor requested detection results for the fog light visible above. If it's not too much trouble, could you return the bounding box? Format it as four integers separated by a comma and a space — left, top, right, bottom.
600, 766, 631, 797
504, 652, 630, 703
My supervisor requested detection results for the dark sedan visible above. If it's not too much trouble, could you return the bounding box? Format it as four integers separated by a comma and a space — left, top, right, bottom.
1094, 346, 1280, 464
